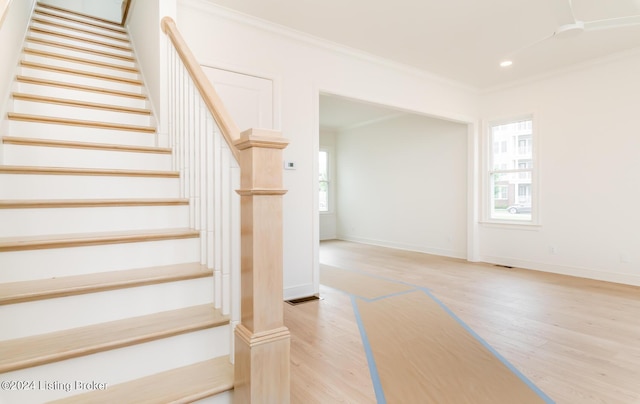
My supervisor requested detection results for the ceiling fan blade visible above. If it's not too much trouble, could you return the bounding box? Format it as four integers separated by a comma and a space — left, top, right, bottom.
553, 0, 576, 26
584, 15, 640, 31
499, 33, 555, 64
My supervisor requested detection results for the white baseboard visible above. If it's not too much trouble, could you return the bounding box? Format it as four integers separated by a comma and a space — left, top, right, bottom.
480, 255, 640, 287
337, 235, 467, 260
283, 283, 316, 301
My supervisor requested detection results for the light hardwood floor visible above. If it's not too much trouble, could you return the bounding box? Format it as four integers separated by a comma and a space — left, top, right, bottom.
285, 240, 640, 404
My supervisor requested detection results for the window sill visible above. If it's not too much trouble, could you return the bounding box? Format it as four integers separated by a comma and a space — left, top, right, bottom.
479, 221, 541, 231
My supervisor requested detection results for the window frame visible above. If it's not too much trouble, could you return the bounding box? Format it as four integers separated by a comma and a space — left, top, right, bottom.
484, 115, 539, 226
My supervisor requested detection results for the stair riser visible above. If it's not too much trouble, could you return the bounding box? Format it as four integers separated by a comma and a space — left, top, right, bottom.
7, 121, 156, 146
11, 100, 153, 127
29, 23, 129, 49
32, 13, 129, 40
19, 67, 142, 94
0, 278, 214, 340
0, 238, 200, 282
22, 53, 140, 80
24, 41, 136, 69
0, 205, 187, 237
15, 81, 148, 109
29, 30, 133, 57
2, 144, 170, 171
0, 174, 179, 199
34, 7, 127, 32
0, 327, 230, 404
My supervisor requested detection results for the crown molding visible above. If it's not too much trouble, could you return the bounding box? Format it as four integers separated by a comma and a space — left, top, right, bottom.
179, 0, 479, 95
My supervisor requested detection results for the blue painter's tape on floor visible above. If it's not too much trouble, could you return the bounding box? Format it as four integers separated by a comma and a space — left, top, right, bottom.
351, 295, 387, 404
420, 288, 555, 404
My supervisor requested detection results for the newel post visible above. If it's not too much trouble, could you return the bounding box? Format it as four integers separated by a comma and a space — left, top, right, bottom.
233, 128, 290, 403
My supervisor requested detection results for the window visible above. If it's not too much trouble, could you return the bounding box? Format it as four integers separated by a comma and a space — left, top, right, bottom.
495, 185, 508, 200
518, 137, 532, 155
488, 117, 534, 222
319, 150, 329, 212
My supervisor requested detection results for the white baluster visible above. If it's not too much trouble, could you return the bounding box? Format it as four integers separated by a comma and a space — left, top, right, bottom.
181, 65, 188, 200
206, 116, 215, 271
165, 36, 243, 359
198, 102, 207, 264
231, 162, 241, 323
221, 146, 231, 316
176, 64, 184, 198
213, 127, 223, 310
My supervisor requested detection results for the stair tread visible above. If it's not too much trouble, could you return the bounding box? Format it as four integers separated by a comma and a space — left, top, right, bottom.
0, 262, 211, 305
0, 198, 188, 209
0, 228, 199, 252
0, 165, 177, 177
8, 113, 156, 132
16, 75, 146, 99
29, 26, 132, 52
50, 356, 234, 404
2, 136, 168, 153
23, 48, 139, 73
31, 16, 130, 43
0, 304, 228, 373
26, 36, 136, 62
12, 93, 151, 114
20, 60, 142, 85
35, 5, 127, 32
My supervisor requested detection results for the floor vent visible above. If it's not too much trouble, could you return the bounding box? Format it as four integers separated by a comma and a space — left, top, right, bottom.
286, 295, 321, 305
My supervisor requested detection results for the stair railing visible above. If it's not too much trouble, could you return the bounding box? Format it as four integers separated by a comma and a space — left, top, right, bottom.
161, 17, 290, 403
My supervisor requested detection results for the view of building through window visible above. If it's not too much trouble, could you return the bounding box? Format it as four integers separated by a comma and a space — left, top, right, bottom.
489, 118, 533, 221
319, 150, 329, 212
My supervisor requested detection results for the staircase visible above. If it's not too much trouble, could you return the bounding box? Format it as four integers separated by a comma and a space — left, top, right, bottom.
0, 3, 234, 403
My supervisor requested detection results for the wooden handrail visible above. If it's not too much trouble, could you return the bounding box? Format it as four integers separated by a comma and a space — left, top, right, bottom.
120, 0, 131, 26
161, 16, 241, 162
161, 17, 291, 402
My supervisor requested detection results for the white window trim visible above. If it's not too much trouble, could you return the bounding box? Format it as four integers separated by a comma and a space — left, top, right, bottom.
481, 114, 540, 226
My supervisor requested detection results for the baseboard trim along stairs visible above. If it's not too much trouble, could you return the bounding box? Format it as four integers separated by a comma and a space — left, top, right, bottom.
0, 2, 234, 402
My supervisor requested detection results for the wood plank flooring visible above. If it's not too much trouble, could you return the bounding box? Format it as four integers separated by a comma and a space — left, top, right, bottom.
286, 284, 376, 403
284, 240, 640, 404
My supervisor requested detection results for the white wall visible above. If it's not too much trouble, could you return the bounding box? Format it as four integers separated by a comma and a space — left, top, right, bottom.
479, 50, 640, 286
319, 128, 337, 240
0, 0, 35, 133
39, 0, 124, 23
176, 0, 479, 298
127, 0, 176, 143
83, 0, 123, 23
336, 114, 468, 258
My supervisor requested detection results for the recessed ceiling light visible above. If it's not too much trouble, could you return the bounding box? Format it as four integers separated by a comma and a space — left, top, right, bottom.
500, 60, 513, 68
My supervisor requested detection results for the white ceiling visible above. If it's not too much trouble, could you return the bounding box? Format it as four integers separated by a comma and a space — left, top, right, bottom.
205, 0, 640, 90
